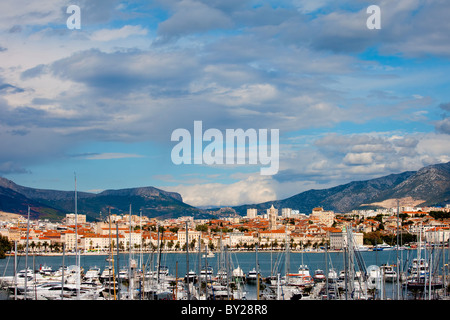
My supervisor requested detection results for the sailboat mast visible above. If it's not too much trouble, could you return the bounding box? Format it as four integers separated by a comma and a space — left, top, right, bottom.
109, 208, 117, 300
139, 209, 143, 300
129, 204, 132, 300
156, 223, 161, 283
14, 241, 17, 300
61, 243, 65, 300
24, 206, 30, 299
116, 223, 120, 300
198, 234, 201, 298
186, 221, 190, 300
396, 199, 400, 299
74, 173, 80, 300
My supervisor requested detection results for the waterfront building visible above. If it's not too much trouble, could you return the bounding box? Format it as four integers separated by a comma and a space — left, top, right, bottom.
123, 230, 143, 249
329, 230, 363, 250
81, 233, 110, 252
177, 228, 201, 245
60, 230, 78, 251
259, 228, 289, 247
424, 227, 450, 243
229, 231, 256, 248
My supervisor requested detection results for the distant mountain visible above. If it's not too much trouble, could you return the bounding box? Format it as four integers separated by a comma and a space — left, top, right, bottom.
0, 177, 210, 221
231, 161, 450, 215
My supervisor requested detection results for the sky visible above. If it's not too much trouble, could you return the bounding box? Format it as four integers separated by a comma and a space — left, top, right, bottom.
1, 0, 450, 208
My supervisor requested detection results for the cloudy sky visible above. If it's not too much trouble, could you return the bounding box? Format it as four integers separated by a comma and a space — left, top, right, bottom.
1, 0, 450, 208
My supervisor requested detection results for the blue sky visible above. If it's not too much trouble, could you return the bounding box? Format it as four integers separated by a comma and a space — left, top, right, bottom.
1, 0, 450, 208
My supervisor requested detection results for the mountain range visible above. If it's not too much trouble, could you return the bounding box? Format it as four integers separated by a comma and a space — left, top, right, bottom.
0, 161, 449, 221
231, 161, 450, 215
0, 178, 208, 221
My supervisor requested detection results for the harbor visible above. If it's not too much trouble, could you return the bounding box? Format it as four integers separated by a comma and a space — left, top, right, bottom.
1, 243, 449, 301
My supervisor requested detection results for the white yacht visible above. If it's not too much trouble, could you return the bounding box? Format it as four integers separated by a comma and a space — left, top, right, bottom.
313, 269, 326, 282
381, 264, 397, 282
84, 266, 101, 282
100, 266, 115, 282
246, 268, 259, 283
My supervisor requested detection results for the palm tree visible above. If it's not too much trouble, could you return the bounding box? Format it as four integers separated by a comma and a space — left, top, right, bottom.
43, 241, 49, 253
167, 240, 174, 251
30, 241, 36, 253
189, 238, 197, 251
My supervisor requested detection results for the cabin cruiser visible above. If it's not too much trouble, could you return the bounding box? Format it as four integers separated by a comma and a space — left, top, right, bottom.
246, 268, 259, 283
39, 265, 53, 276
84, 266, 101, 282
373, 243, 393, 251
116, 268, 131, 281
381, 264, 397, 282
100, 266, 115, 282
200, 266, 213, 281
313, 269, 326, 282
184, 270, 197, 283
327, 269, 338, 283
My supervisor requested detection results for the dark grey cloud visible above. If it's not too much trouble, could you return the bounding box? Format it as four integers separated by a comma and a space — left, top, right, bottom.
0, 83, 24, 94
8, 25, 22, 33
20, 64, 49, 80
7, 129, 30, 136
435, 118, 450, 135
156, 0, 234, 40
439, 102, 450, 112
46, 49, 200, 94
435, 102, 450, 134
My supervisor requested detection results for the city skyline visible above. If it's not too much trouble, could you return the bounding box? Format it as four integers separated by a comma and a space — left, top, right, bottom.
1, 1, 450, 208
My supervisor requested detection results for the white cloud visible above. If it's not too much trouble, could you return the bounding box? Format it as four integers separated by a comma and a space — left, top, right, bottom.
343, 152, 374, 165
164, 174, 277, 207
90, 25, 148, 42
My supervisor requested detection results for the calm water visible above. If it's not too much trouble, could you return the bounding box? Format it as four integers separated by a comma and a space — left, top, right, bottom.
1, 249, 447, 300
0, 249, 413, 276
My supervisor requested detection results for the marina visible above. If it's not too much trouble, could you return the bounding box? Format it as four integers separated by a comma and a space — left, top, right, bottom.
1, 245, 449, 301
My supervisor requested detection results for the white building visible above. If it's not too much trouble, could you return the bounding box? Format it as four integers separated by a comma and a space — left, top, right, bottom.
281, 208, 292, 218
246, 208, 258, 219
310, 207, 335, 227
424, 228, 450, 244
65, 213, 86, 225
81, 234, 110, 252
229, 232, 256, 247
329, 229, 363, 250
123, 230, 143, 249
177, 229, 201, 245
259, 229, 289, 246
61, 230, 78, 251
